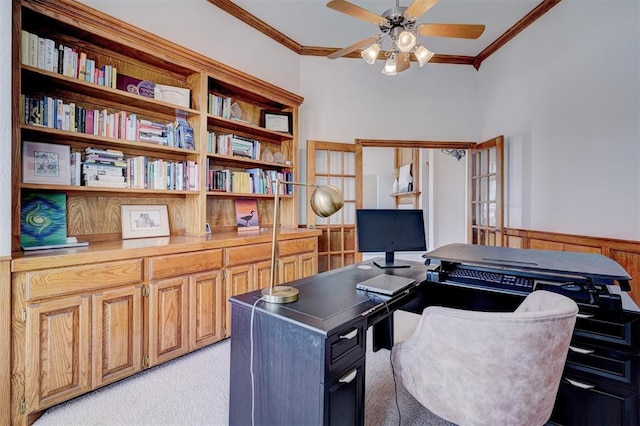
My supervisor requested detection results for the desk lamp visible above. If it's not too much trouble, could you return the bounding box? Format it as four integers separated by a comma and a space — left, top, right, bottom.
262, 178, 344, 304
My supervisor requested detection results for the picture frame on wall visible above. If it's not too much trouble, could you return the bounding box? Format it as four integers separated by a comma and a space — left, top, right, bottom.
22, 141, 71, 185
260, 110, 293, 134
121, 205, 170, 239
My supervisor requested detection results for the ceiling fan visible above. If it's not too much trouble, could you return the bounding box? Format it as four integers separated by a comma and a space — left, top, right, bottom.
326, 0, 485, 75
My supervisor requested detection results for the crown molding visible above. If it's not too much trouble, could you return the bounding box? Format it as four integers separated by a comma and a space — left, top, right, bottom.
209, 0, 562, 68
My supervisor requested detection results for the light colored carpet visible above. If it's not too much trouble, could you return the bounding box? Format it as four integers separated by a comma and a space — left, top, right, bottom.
35, 310, 454, 426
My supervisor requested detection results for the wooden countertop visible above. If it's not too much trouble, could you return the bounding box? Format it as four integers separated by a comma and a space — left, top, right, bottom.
11, 228, 321, 272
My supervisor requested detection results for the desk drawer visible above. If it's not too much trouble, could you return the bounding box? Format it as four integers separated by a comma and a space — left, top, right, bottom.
574, 311, 640, 351
566, 341, 639, 389
325, 318, 366, 381
551, 375, 639, 426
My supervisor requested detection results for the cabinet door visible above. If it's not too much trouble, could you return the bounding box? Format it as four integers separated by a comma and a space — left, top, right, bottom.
92, 285, 143, 387
189, 270, 224, 350
299, 252, 317, 279
225, 264, 254, 335
255, 260, 272, 292
279, 255, 298, 284
148, 276, 189, 366
25, 294, 91, 411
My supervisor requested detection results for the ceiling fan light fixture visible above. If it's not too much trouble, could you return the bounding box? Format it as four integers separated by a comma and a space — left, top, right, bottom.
414, 44, 434, 67
396, 30, 416, 52
361, 42, 381, 65
381, 55, 397, 75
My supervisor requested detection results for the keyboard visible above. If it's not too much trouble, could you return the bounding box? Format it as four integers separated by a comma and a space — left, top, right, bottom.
445, 267, 534, 294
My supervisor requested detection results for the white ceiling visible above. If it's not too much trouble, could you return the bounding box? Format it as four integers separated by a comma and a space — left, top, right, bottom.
230, 0, 543, 57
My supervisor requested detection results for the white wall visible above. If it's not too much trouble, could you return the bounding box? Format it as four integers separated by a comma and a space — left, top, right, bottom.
298, 56, 476, 245
0, 1, 11, 257
478, 0, 640, 240
77, 0, 300, 94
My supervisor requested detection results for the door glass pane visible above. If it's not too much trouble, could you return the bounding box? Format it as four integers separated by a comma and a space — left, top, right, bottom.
480, 177, 488, 202
315, 150, 328, 174
343, 177, 355, 201
489, 202, 497, 227
344, 152, 355, 175
489, 148, 496, 174
480, 202, 487, 226
330, 176, 342, 191
329, 151, 342, 174
316, 176, 328, 187
480, 150, 488, 175
343, 202, 355, 225
489, 175, 496, 201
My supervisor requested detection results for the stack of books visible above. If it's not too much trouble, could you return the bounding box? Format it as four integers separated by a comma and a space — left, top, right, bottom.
82, 147, 127, 188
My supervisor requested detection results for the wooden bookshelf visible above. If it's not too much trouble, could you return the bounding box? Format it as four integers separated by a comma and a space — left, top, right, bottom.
9, 0, 316, 424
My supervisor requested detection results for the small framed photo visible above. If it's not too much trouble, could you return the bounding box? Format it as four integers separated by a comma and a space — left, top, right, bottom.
261, 110, 292, 134
22, 141, 71, 185
121, 205, 170, 239
235, 198, 259, 232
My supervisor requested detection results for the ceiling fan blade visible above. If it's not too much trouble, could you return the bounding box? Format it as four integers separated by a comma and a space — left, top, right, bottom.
404, 0, 439, 20
326, 0, 387, 25
416, 23, 485, 39
396, 53, 410, 73
327, 36, 378, 59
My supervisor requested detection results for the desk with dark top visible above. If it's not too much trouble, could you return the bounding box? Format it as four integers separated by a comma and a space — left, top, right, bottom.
229, 245, 640, 426
228, 258, 427, 426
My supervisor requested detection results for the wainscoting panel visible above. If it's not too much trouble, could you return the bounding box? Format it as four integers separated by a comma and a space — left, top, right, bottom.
504, 229, 640, 305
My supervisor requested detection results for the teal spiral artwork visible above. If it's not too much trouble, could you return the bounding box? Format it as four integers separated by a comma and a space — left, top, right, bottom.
20, 192, 67, 248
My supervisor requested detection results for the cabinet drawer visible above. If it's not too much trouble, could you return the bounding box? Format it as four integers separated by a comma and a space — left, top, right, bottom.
566, 341, 639, 388
325, 319, 366, 380
551, 375, 639, 426
574, 310, 640, 351
25, 259, 144, 301
150, 249, 222, 279
278, 237, 317, 256
323, 357, 365, 426
225, 243, 271, 267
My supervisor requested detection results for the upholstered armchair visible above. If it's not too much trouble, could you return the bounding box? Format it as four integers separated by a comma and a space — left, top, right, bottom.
391, 290, 579, 426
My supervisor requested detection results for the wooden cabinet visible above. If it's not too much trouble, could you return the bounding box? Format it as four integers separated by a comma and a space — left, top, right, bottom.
148, 276, 189, 366
92, 285, 143, 387
278, 238, 318, 284
24, 294, 91, 412
189, 270, 224, 350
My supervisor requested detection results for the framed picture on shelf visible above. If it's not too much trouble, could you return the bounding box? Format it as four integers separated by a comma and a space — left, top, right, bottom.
235, 199, 259, 231
121, 205, 170, 239
261, 110, 292, 134
22, 141, 71, 185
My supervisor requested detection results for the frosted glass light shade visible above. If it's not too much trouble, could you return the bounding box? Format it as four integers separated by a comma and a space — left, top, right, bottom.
397, 30, 417, 52
381, 56, 397, 76
415, 45, 434, 67
361, 43, 381, 65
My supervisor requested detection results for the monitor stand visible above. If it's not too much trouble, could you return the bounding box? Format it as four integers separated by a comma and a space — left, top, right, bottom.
374, 252, 410, 269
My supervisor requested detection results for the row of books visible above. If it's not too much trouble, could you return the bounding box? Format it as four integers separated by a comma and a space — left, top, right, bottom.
21, 95, 195, 150
208, 94, 232, 118
126, 157, 199, 191
207, 166, 293, 195
207, 131, 261, 160
82, 147, 126, 188
21, 30, 117, 88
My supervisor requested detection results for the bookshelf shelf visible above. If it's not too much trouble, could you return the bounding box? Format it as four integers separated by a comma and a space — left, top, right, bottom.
21, 125, 200, 157
206, 152, 293, 170
207, 114, 292, 142
206, 191, 293, 199
20, 183, 198, 195
21, 66, 201, 118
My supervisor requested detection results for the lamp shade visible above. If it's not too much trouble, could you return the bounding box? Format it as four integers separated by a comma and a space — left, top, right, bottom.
310, 185, 344, 217
361, 43, 381, 65
397, 30, 417, 53
414, 45, 434, 67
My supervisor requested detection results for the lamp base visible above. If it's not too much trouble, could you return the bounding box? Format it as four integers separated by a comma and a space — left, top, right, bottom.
261, 286, 299, 304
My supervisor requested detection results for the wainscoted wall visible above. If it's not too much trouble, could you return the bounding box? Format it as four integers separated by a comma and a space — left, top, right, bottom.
505, 228, 640, 305
1, 258, 11, 425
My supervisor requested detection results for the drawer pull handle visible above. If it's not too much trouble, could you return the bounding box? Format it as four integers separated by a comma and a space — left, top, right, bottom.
566, 378, 595, 390
340, 329, 358, 340
569, 346, 595, 355
576, 313, 595, 319
339, 369, 358, 384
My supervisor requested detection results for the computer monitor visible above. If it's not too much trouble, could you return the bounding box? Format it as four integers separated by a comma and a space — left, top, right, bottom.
356, 209, 427, 268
